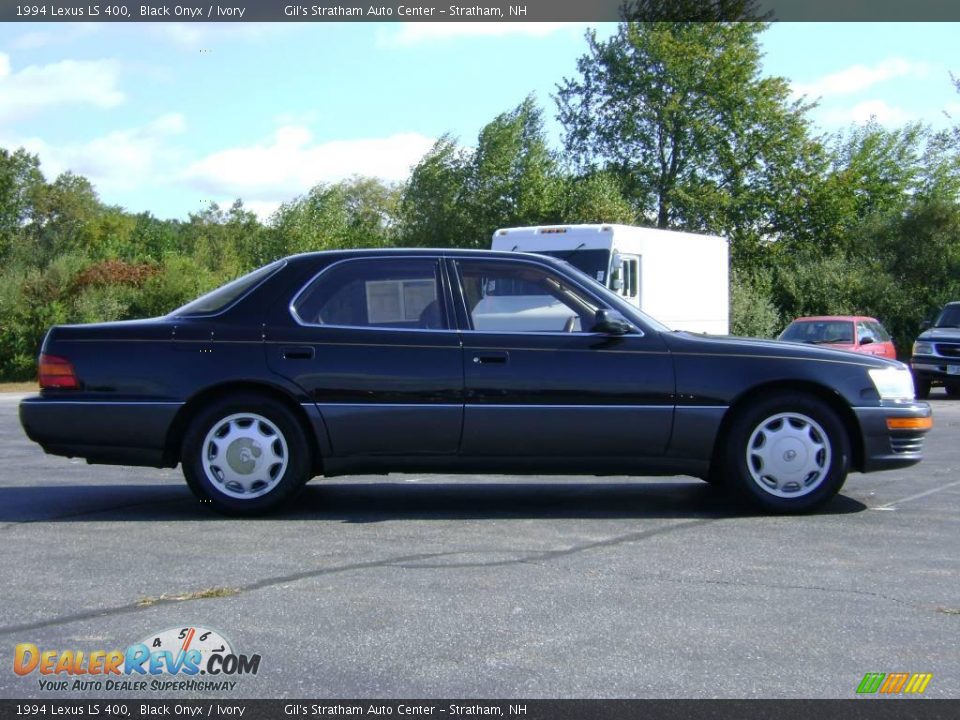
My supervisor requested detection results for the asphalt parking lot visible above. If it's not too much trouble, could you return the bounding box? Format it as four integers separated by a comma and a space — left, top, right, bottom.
0, 391, 957, 700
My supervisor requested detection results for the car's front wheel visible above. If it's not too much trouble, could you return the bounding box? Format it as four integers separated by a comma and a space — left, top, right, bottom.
721, 394, 850, 513
182, 394, 312, 516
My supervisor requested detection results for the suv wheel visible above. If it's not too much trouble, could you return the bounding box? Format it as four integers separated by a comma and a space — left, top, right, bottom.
914, 376, 931, 400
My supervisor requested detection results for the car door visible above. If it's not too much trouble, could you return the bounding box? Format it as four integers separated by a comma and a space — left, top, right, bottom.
448, 256, 675, 458
266, 256, 463, 456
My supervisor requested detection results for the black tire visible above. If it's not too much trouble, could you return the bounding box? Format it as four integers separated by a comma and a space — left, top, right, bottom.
945, 382, 960, 399
702, 464, 726, 487
181, 393, 312, 516
914, 376, 931, 400
720, 393, 850, 514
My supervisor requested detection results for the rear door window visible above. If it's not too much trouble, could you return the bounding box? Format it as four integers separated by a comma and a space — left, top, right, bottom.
293, 258, 447, 330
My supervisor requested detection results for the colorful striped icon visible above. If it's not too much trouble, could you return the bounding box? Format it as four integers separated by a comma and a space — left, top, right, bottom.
857, 672, 933, 694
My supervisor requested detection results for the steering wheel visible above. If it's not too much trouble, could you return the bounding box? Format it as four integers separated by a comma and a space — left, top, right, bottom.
563, 315, 578, 333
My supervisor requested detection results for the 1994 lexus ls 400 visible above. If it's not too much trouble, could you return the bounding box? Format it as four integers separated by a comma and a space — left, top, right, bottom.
20, 249, 932, 516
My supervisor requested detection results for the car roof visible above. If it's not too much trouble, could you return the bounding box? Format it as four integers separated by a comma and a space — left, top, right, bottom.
283, 247, 577, 268
790, 315, 881, 323
285, 247, 571, 262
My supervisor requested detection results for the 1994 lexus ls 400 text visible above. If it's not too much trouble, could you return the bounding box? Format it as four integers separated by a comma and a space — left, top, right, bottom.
19, 249, 932, 516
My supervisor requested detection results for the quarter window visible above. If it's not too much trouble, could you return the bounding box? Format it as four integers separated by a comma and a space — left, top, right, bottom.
293, 259, 446, 330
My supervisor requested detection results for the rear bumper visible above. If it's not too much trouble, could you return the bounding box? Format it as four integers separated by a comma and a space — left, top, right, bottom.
19, 396, 182, 468
853, 402, 932, 472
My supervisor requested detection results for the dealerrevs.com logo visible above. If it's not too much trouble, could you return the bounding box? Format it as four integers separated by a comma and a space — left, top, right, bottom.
14, 626, 261, 693
857, 672, 933, 695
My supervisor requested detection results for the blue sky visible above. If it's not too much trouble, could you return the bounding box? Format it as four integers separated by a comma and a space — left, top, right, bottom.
0, 21, 957, 221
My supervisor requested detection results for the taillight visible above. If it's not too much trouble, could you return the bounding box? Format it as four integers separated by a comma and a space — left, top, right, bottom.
38, 353, 79, 390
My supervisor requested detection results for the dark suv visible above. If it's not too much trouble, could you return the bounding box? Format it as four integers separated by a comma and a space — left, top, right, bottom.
911, 301, 960, 398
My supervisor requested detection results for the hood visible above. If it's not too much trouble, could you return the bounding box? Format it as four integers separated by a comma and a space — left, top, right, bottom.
917, 327, 960, 342
663, 331, 902, 370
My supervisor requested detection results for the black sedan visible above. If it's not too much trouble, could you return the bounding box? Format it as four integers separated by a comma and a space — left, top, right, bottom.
20, 249, 932, 516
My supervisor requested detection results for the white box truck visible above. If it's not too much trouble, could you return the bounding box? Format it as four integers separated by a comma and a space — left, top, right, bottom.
492, 223, 729, 334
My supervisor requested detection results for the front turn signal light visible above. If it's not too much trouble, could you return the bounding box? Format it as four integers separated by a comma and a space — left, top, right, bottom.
886, 417, 933, 430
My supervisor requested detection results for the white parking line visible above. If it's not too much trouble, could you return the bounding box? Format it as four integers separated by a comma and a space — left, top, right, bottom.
871, 479, 960, 509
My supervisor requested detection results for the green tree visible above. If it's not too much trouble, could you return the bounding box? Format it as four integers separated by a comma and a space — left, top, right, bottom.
25, 171, 104, 264
556, 172, 636, 225
399, 97, 563, 248
730, 268, 781, 338
129, 212, 183, 262
0, 148, 45, 262
556, 20, 816, 265
462, 96, 562, 245
398, 136, 470, 247
775, 121, 960, 260
269, 177, 397, 257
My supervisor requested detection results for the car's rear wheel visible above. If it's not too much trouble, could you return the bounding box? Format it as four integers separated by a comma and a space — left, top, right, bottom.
182, 394, 312, 516
722, 394, 850, 513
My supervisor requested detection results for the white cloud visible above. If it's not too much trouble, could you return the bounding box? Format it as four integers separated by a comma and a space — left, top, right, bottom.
0, 52, 124, 121
380, 22, 590, 47
12, 114, 188, 191
182, 126, 436, 199
820, 100, 916, 127
792, 57, 930, 99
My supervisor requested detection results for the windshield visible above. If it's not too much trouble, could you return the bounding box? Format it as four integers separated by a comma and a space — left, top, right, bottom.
171, 260, 285, 317
779, 320, 854, 344
526, 249, 612, 287
935, 304, 960, 328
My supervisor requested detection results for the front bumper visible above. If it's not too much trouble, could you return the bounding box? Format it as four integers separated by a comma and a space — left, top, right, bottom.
910, 356, 960, 383
853, 401, 932, 472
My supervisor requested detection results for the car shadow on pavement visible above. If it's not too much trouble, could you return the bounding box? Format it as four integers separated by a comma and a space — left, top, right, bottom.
0, 480, 868, 522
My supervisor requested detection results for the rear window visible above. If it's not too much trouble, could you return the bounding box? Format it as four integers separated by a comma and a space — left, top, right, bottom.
172, 260, 285, 317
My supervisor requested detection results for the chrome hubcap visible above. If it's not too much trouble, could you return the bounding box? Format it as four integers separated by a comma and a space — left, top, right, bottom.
201, 413, 288, 499
746, 412, 831, 498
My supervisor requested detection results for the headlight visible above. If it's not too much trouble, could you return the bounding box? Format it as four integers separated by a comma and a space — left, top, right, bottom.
868, 367, 915, 401
912, 340, 934, 356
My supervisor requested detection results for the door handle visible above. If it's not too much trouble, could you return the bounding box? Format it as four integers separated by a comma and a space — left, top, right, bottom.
472, 352, 509, 365
282, 346, 315, 360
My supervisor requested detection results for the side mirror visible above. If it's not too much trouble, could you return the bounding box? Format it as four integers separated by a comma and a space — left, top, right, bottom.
592, 309, 634, 335
860, 336, 874, 345
920, 319, 931, 331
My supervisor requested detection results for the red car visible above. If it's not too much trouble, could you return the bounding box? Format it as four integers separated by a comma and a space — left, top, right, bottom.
778, 316, 897, 360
